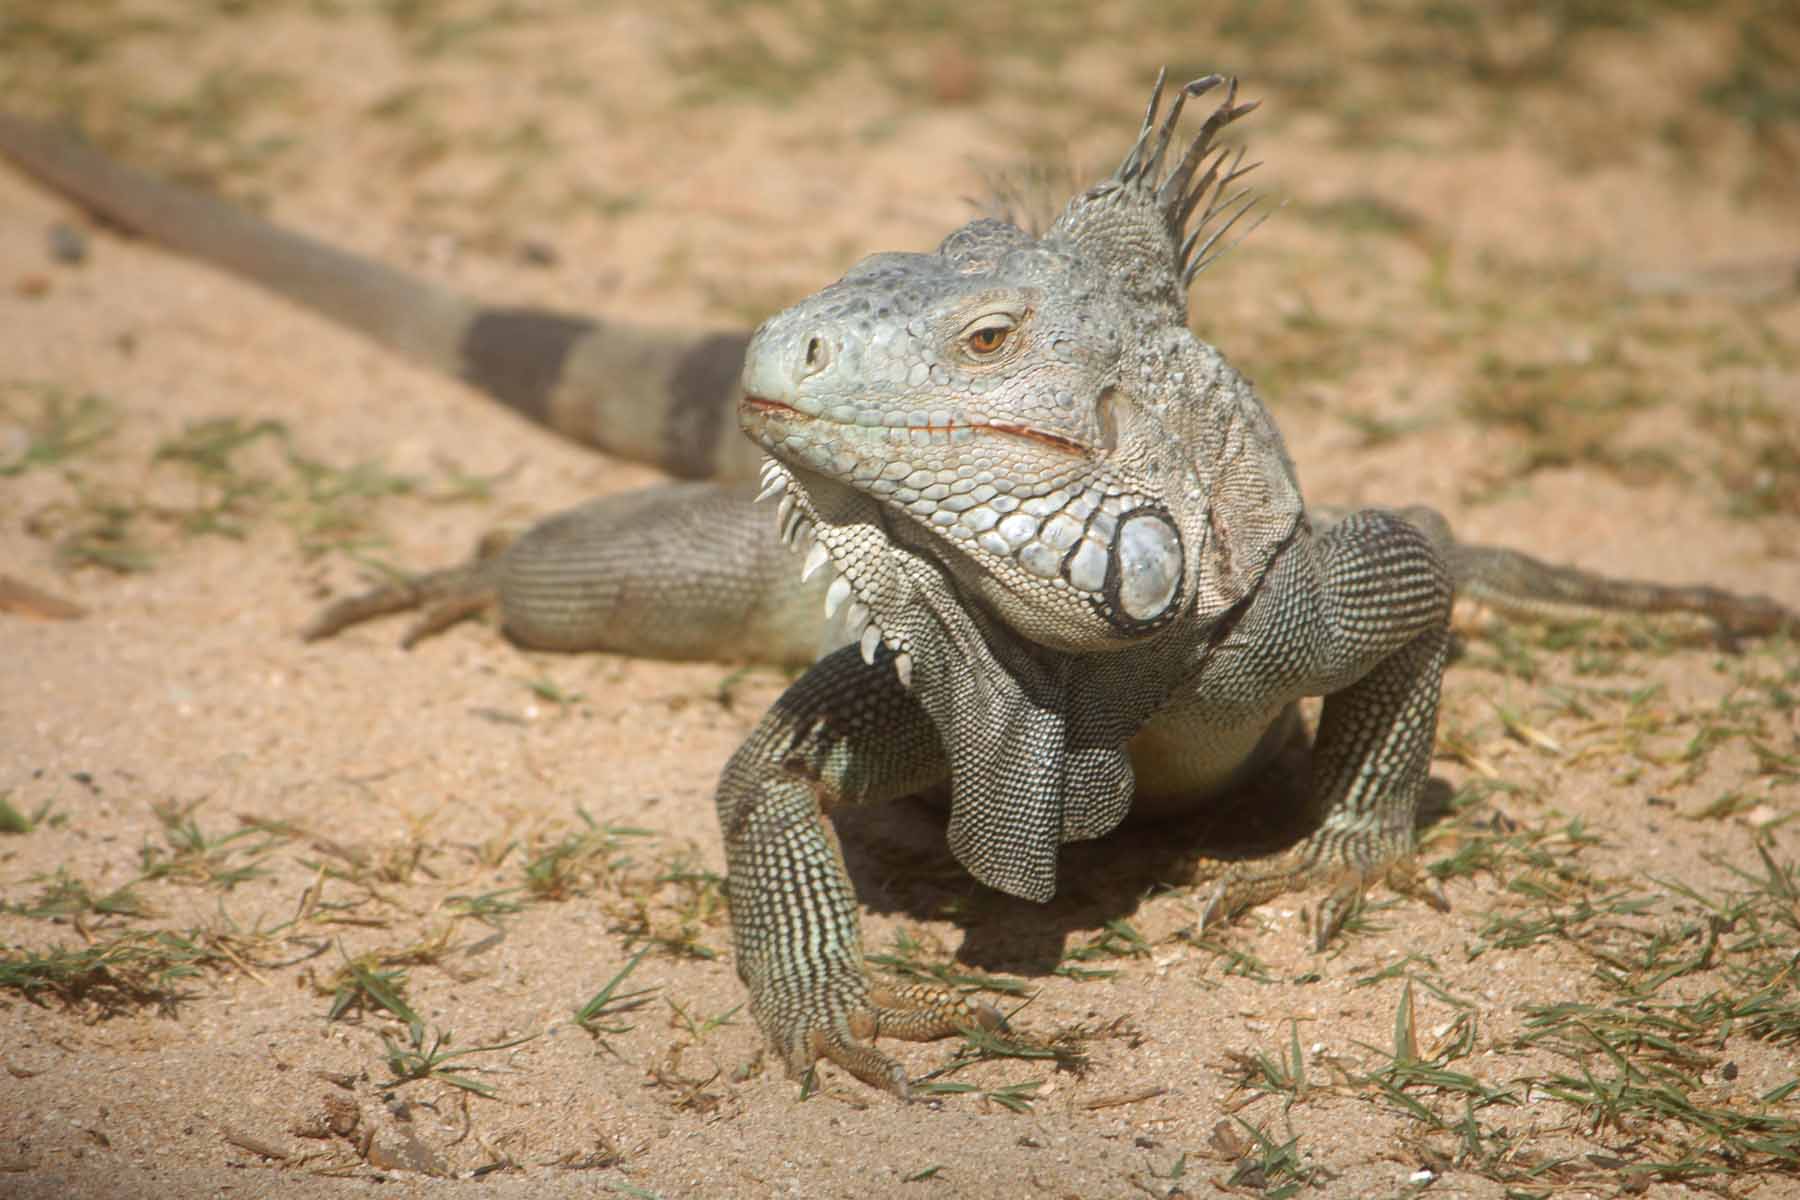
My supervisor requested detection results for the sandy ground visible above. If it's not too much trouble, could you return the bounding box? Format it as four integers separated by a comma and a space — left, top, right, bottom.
2, 3, 1798, 1197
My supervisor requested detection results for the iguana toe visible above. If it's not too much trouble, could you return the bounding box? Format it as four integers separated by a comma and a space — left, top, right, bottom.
1193, 827, 1441, 951
301, 560, 498, 645
783, 983, 1005, 1101
801, 1018, 912, 1100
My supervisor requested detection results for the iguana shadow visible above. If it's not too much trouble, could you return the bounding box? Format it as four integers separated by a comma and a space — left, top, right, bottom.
832, 728, 1457, 978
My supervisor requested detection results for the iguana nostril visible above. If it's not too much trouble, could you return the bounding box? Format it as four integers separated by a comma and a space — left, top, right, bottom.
803, 335, 829, 375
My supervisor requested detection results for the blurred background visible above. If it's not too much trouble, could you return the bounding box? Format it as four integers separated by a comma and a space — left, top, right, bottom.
3, 0, 1795, 524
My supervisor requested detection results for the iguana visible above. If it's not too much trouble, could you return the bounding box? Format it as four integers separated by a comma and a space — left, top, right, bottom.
3, 73, 1793, 1100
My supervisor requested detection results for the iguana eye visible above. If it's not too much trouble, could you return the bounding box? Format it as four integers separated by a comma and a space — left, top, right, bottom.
962, 315, 1017, 357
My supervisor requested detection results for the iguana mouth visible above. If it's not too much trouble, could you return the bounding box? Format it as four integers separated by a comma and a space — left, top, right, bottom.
740, 395, 792, 412
980, 421, 1088, 455
741, 394, 1089, 455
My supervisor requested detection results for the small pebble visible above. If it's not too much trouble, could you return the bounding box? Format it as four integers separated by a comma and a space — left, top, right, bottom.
49, 221, 89, 265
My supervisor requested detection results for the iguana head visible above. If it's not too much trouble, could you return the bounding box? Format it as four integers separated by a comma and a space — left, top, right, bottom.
740, 73, 1274, 688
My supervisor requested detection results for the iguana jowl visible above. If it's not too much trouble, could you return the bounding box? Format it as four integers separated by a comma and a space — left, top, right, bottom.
3, 72, 1794, 1101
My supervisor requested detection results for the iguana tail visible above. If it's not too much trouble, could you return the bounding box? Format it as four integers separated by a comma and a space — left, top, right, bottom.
0, 114, 761, 482
1392, 505, 1797, 638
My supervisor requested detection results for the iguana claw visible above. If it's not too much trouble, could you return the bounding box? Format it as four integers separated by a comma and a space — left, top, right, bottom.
787, 985, 1005, 1100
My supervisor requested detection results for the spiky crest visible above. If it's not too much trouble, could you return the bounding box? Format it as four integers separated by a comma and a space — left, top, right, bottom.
1049, 70, 1263, 320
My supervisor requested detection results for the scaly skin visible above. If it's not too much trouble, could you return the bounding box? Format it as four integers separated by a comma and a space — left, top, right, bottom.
281, 74, 1800, 1099
714, 75, 1793, 1092
724, 75, 1460, 1091
7, 73, 1794, 1101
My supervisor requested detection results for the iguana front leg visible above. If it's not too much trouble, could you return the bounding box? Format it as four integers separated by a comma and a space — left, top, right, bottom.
1191, 509, 1454, 945
717, 644, 1004, 1096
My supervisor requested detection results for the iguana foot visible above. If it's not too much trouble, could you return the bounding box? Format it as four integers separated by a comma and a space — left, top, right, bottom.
301, 531, 513, 645
1195, 827, 1445, 951
775, 981, 1005, 1100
